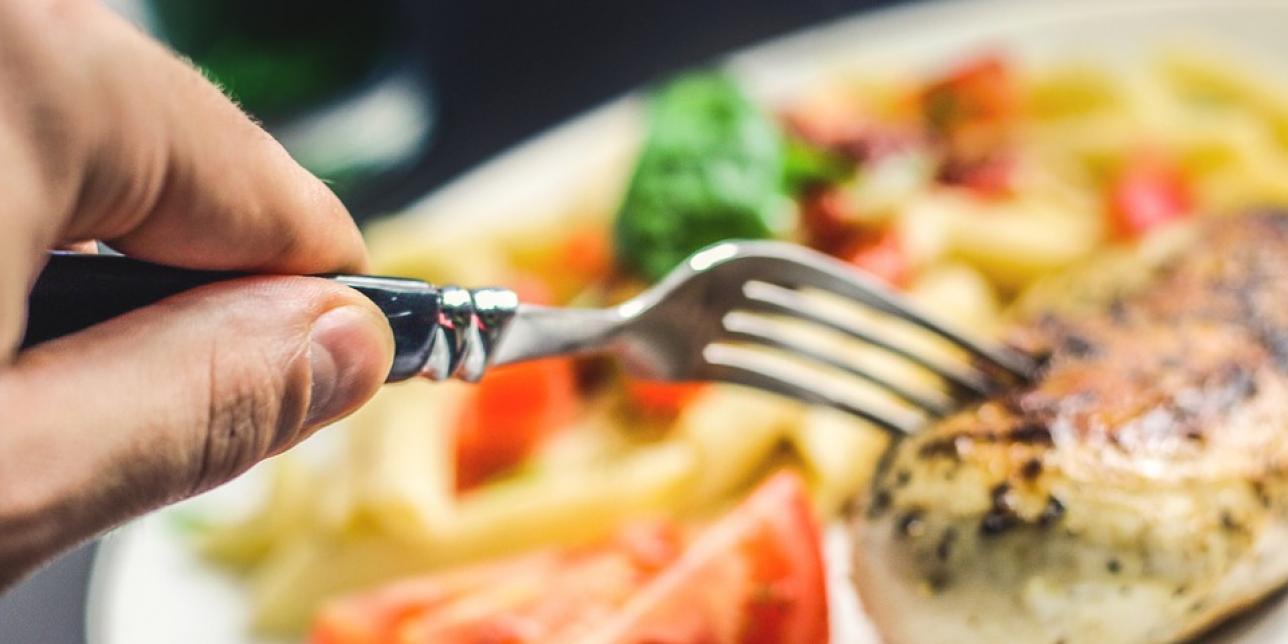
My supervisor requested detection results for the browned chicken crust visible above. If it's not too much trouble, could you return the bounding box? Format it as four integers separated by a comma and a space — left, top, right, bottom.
852, 212, 1288, 643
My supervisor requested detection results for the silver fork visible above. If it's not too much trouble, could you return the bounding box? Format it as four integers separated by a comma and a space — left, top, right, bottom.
475, 241, 1036, 434
26, 241, 1036, 434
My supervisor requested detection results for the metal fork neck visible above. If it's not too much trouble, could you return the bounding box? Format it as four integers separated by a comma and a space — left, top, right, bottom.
487, 304, 624, 367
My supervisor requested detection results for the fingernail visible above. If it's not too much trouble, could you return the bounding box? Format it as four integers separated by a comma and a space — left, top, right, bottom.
306, 305, 388, 426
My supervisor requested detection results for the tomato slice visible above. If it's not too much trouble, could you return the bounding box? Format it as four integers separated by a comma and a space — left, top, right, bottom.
454, 357, 579, 490
311, 553, 560, 644
396, 523, 684, 644
311, 472, 828, 644
313, 524, 685, 644
583, 471, 828, 644
623, 377, 708, 419
1107, 151, 1193, 239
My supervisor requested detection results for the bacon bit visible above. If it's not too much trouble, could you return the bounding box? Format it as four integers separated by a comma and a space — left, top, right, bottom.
938, 151, 1016, 198
841, 228, 912, 287
799, 186, 861, 253
842, 127, 924, 165
923, 53, 1020, 176
799, 187, 913, 286
922, 53, 1019, 134
784, 110, 922, 166
782, 108, 865, 151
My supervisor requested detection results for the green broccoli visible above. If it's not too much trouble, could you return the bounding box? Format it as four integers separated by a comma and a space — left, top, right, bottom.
614, 73, 789, 281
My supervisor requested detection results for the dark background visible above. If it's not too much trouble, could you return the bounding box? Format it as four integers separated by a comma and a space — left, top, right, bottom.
326, 0, 899, 218
0, 1, 901, 641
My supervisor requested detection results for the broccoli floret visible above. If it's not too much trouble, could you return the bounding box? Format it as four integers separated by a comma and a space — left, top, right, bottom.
615, 73, 788, 281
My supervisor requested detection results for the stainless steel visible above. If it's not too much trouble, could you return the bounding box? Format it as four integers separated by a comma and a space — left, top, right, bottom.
413, 286, 520, 383
445, 239, 1038, 436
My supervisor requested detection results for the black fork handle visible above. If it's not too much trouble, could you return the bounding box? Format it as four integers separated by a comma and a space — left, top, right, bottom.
22, 253, 440, 382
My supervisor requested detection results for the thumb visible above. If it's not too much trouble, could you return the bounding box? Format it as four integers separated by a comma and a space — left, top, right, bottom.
0, 277, 392, 586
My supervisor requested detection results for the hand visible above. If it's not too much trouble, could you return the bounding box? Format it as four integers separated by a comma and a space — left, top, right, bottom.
0, 1, 394, 587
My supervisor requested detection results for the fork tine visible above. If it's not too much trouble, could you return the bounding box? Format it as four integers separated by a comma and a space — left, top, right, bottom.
720, 312, 957, 416
700, 344, 924, 435
739, 280, 995, 395
735, 244, 1038, 381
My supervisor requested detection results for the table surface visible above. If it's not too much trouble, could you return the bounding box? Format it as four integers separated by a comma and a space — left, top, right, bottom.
0, 1, 898, 641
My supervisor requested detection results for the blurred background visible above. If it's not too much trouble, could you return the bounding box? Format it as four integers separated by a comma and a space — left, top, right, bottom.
0, 0, 899, 641
119, 0, 902, 221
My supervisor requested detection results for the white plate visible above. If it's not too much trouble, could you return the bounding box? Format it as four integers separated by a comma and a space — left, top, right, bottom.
87, 1, 1288, 642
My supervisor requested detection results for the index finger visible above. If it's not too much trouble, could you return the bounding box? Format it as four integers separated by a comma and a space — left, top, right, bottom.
3, 0, 367, 276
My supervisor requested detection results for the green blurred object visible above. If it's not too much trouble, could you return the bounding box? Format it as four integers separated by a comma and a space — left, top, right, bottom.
615, 73, 789, 281
147, 0, 396, 119
782, 136, 852, 193
144, 0, 433, 205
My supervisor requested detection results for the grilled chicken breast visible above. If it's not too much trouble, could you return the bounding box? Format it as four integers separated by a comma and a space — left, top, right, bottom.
851, 213, 1288, 643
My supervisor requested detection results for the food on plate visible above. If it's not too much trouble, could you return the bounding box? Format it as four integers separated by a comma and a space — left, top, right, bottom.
853, 213, 1288, 643
614, 73, 790, 281
453, 358, 580, 491
193, 47, 1288, 639
311, 471, 826, 644
1105, 150, 1193, 239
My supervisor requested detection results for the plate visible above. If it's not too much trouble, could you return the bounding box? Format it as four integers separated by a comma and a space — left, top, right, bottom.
87, 1, 1288, 642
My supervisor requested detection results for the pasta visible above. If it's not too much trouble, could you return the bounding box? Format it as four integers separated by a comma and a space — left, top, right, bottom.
194, 49, 1288, 635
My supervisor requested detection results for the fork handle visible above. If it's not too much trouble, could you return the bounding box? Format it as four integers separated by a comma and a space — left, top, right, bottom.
22, 252, 442, 382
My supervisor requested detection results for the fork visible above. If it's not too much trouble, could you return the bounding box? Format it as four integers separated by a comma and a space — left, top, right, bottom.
25, 241, 1036, 435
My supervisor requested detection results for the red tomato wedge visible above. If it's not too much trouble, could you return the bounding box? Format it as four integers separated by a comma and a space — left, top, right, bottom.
454, 357, 579, 491
584, 471, 828, 644
311, 554, 561, 644
313, 525, 682, 644
452, 272, 578, 491
396, 524, 684, 643
1107, 152, 1193, 239
623, 378, 708, 419
310, 471, 828, 644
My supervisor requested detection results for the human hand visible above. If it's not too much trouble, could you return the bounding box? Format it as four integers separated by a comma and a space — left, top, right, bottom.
0, 0, 394, 587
